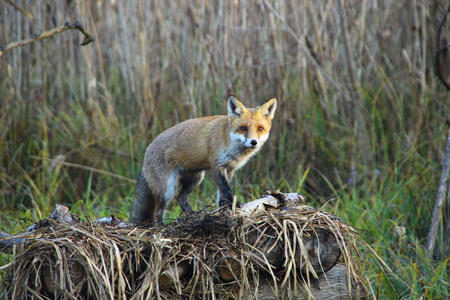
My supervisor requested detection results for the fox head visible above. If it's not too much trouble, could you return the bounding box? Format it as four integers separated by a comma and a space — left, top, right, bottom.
227, 95, 277, 149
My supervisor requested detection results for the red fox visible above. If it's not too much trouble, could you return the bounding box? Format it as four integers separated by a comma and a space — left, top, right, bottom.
130, 95, 277, 223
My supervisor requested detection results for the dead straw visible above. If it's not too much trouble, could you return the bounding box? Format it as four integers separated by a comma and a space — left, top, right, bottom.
1, 200, 374, 299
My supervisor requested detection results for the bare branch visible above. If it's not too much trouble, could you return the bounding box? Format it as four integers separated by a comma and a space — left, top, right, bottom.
427, 133, 450, 256
0, 21, 95, 58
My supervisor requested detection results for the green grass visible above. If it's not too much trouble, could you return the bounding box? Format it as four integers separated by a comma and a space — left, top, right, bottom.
1, 0, 449, 298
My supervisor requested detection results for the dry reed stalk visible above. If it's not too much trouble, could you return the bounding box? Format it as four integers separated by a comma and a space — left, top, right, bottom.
2, 0, 443, 125
426, 134, 450, 256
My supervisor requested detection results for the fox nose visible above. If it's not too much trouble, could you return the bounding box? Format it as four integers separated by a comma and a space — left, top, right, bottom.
250, 140, 258, 147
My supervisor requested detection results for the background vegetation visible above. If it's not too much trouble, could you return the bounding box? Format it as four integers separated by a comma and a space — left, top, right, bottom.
1, 0, 449, 298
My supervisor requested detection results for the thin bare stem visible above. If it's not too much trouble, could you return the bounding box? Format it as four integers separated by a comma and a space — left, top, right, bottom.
262, 0, 340, 90
435, 4, 450, 90
426, 133, 450, 255
30, 156, 136, 184
4, 0, 33, 20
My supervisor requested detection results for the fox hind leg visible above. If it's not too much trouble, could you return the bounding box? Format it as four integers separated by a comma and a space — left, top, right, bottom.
177, 171, 205, 214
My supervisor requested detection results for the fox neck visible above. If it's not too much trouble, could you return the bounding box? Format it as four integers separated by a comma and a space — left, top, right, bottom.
218, 139, 260, 170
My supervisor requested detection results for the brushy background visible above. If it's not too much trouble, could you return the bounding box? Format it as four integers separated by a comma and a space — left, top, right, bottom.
0, 0, 449, 298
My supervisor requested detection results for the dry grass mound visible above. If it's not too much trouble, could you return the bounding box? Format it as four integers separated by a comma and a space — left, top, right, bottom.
1, 193, 370, 299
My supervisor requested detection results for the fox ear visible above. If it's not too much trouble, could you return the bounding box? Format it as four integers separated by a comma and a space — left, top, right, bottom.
227, 95, 246, 118
259, 98, 277, 120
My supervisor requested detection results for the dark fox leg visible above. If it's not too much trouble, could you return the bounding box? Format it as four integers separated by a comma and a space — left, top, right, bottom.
177, 171, 205, 214
210, 169, 233, 208
130, 169, 159, 223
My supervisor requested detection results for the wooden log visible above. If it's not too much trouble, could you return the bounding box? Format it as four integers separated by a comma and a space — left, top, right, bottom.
0, 232, 25, 254
216, 255, 242, 282
1, 197, 363, 299
41, 258, 86, 295
244, 225, 284, 270
294, 228, 341, 274
158, 260, 191, 291
244, 225, 341, 274
256, 264, 367, 300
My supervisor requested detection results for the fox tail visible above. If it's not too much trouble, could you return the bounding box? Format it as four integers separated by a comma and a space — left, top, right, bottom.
130, 169, 158, 224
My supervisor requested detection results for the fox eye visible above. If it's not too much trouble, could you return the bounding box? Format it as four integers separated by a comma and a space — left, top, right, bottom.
240, 126, 248, 132
258, 126, 264, 132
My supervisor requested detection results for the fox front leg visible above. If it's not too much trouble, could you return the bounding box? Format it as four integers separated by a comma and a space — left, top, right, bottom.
211, 168, 234, 208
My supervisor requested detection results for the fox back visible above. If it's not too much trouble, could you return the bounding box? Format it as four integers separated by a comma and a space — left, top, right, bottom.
130, 95, 277, 223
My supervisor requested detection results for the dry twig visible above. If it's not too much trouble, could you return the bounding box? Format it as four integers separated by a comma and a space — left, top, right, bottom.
0, 21, 95, 58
